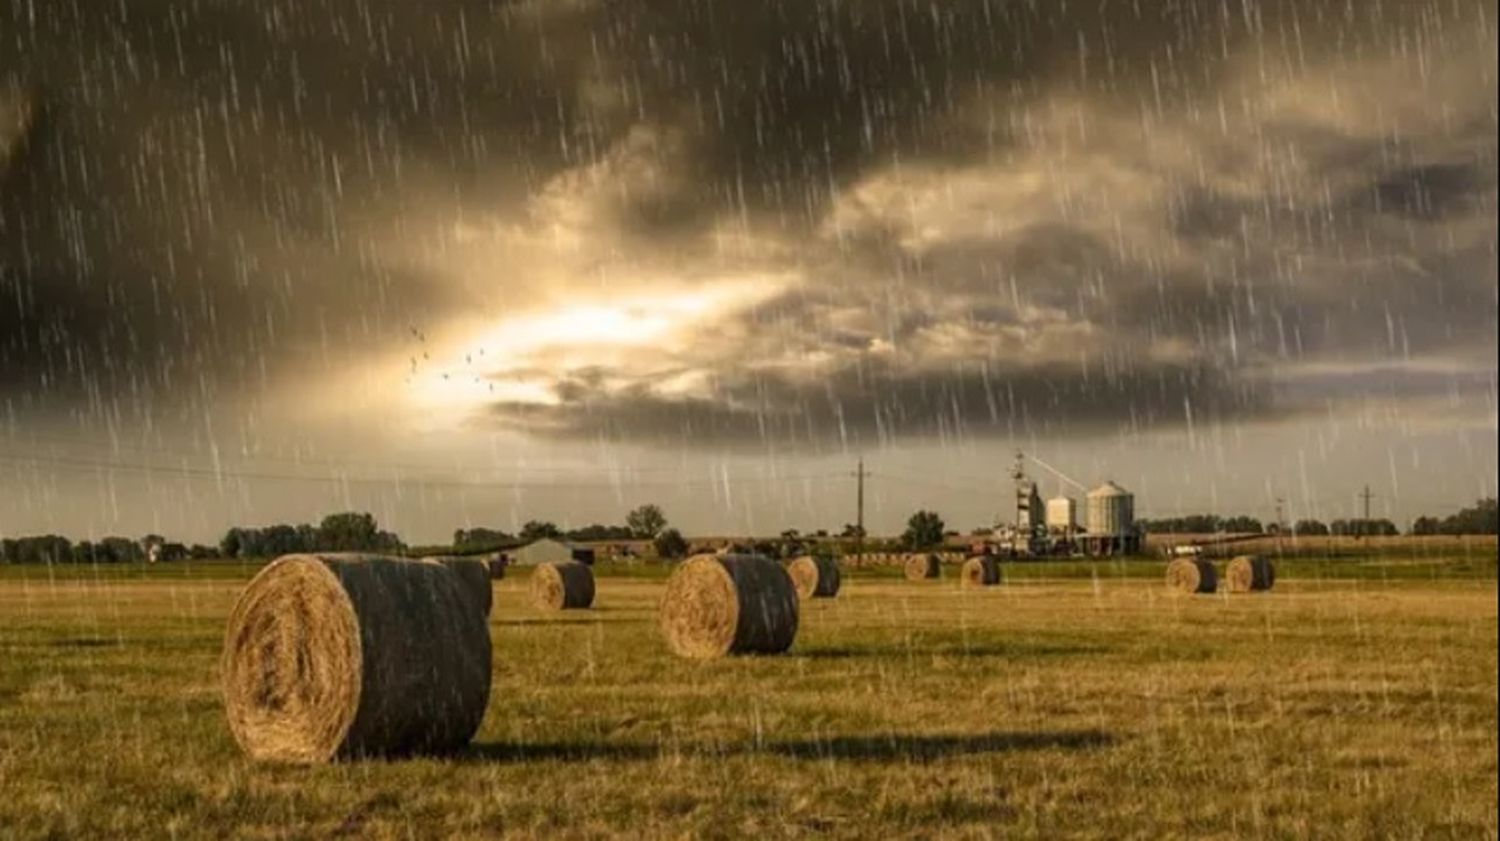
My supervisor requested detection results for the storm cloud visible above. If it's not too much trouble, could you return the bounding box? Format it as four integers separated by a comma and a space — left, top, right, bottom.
2, 0, 1496, 450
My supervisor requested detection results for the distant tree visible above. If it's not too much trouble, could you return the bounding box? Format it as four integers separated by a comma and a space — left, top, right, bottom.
566, 524, 635, 542
520, 520, 563, 542
99, 536, 142, 562
626, 504, 668, 539
318, 512, 381, 551
1331, 518, 1400, 537
840, 523, 866, 539
1409, 517, 1440, 536
813, 529, 829, 538
219, 528, 244, 558
189, 544, 217, 560
454, 527, 516, 551
971, 527, 995, 537
1431, 498, 1499, 535
902, 510, 946, 550
1293, 519, 1330, 536
654, 528, 689, 560
1220, 516, 1263, 534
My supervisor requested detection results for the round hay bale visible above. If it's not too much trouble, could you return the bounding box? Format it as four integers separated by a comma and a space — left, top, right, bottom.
222, 554, 491, 763
420, 556, 493, 617
960, 556, 1001, 588
903, 553, 941, 581
1166, 557, 1218, 595
786, 555, 841, 599
1225, 555, 1276, 593
529, 561, 595, 611
660, 553, 798, 659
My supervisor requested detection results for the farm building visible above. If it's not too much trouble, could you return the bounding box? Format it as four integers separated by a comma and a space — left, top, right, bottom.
511, 538, 596, 566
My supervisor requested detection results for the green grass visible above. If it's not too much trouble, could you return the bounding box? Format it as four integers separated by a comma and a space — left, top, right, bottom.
0, 562, 1495, 839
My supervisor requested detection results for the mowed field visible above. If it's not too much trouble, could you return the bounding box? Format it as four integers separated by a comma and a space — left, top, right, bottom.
1, 557, 1496, 839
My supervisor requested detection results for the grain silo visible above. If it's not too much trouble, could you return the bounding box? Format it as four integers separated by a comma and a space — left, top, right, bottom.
1045, 496, 1077, 534
1083, 481, 1139, 556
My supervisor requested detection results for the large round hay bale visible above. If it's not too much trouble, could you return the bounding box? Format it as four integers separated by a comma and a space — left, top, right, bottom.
1166, 557, 1218, 595
903, 553, 941, 581
960, 556, 1001, 588
421, 556, 493, 617
222, 554, 491, 763
1225, 555, 1276, 593
529, 561, 595, 611
660, 553, 798, 659
786, 555, 841, 599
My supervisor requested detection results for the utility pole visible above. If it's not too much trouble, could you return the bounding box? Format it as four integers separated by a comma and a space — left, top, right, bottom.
1359, 485, 1375, 539
852, 458, 868, 561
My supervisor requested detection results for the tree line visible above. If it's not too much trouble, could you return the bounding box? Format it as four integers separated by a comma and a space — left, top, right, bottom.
1137, 497, 1496, 536
1, 534, 217, 565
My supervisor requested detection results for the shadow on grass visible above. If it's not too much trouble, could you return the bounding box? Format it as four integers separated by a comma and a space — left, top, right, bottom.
460, 729, 1113, 764
798, 642, 1109, 660
766, 729, 1113, 761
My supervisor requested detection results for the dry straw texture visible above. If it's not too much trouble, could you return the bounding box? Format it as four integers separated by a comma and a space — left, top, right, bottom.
960, 556, 1002, 588
1225, 555, 1276, 593
786, 555, 841, 599
904, 553, 942, 581
421, 556, 493, 617
659, 554, 799, 659
1166, 558, 1219, 595
530, 561, 596, 611
221, 554, 491, 763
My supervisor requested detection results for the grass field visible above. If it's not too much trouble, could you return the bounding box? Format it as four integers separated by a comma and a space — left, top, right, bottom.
1, 557, 1496, 839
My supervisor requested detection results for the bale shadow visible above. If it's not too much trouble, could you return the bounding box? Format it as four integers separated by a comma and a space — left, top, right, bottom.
766, 729, 1114, 762
458, 741, 666, 763
460, 729, 1113, 765
798, 642, 1109, 660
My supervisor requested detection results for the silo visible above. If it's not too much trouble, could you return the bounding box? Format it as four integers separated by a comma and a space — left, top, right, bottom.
1085, 481, 1134, 536
1045, 496, 1077, 533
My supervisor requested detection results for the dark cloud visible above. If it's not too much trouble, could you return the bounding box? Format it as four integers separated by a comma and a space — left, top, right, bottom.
2, 0, 1496, 451
486, 356, 1272, 449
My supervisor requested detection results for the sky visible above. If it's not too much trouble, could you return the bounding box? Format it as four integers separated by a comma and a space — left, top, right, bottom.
1, 0, 1496, 544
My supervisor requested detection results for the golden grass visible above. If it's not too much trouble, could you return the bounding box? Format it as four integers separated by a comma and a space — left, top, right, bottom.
0, 564, 1495, 838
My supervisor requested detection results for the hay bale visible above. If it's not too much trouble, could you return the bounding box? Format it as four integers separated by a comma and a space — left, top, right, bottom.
960, 555, 1001, 588
659, 553, 798, 659
529, 561, 595, 611
1166, 557, 1218, 595
222, 554, 491, 763
786, 555, 841, 599
420, 556, 493, 617
1225, 555, 1276, 593
903, 553, 941, 581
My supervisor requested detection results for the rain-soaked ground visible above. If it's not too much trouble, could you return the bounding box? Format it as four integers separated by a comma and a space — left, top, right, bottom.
1, 557, 1495, 839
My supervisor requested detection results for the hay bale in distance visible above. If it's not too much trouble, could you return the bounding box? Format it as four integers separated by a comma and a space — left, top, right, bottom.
1225, 555, 1276, 593
960, 555, 1001, 588
530, 560, 595, 611
1166, 557, 1218, 595
421, 556, 493, 617
904, 553, 941, 581
660, 553, 799, 659
222, 554, 492, 763
786, 555, 841, 599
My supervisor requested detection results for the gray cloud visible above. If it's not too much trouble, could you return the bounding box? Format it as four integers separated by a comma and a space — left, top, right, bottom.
1, 0, 1495, 452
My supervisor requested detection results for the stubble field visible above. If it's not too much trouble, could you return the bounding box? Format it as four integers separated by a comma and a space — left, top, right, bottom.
1, 557, 1496, 839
